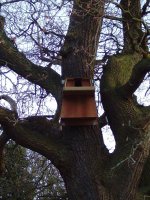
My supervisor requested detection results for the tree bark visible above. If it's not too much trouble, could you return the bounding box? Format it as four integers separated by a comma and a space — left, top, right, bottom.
59, 126, 112, 200
61, 0, 105, 78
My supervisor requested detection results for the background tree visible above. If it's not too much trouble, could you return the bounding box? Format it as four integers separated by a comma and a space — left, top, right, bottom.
0, 140, 67, 199
26, 152, 67, 200
0, 0, 149, 200
0, 141, 35, 200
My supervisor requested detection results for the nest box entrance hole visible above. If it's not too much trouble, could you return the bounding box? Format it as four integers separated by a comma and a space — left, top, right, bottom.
74, 78, 82, 87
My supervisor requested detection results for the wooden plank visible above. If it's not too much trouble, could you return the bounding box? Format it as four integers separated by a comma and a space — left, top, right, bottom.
61, 118, 98, 126
63, 86, 95, 95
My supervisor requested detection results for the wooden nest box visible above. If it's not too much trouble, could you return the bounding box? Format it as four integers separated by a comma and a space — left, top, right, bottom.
60, 78, 98, 126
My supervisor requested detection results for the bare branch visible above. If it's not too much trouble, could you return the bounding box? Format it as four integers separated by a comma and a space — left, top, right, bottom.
0, 0, 25, 6
0, 17, 62, 103
31, 14, 65, 38
142, 0, 150, 16
104, 15, 123, 21
0, 95, 17, 112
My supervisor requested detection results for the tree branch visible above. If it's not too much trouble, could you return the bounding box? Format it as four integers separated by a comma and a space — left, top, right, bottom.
98, 112, 108, 129
0, 17, 62, 104
104, 15, 123, 21
118, 58, 150, 97
120, 0, 146, 53
142, 0, 150, 16
0, 106, 68, 166
0, 0, 25, 6
0, 95, 17, 112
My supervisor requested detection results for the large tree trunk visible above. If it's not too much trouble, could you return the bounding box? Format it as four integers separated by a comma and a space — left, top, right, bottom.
58, 127, 112, 200
58, 1, 113, 199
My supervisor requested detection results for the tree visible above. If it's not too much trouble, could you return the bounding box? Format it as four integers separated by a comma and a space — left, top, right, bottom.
0, 141, 67, 200
0, 0, 150, 199
0, 141, 35, 200
24, 152, 67, 200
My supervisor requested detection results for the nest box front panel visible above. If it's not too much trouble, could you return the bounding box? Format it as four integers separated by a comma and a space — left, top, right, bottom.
61, 95, 97, 119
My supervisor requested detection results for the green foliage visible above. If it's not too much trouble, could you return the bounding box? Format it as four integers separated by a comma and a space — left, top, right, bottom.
0, 141, 35, 199
0, 141, 67, 200
28, 152, 67, 200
